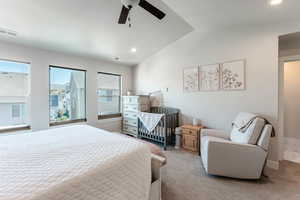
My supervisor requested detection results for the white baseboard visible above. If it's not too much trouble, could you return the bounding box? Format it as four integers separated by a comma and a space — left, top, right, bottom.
267, 160, 279, 170
283, 151, 300, 164
283, 137, 300, 164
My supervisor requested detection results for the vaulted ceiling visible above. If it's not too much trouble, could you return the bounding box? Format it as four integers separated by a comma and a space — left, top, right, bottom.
0, 0, 300, 66
0, 0, 193, 65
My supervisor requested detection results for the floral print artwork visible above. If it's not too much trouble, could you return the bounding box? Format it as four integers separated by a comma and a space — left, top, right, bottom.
221, 60, 245, 90
183, 67, 199, 92
200, 64, 220, 91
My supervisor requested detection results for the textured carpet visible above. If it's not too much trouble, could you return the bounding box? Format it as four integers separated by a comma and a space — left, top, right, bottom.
162, 150, 300, 200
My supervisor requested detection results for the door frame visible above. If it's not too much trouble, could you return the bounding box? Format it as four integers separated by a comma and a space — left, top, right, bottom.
278, 54, 300, 161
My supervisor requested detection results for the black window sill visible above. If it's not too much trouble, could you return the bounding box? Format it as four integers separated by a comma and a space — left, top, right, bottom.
98, 113, 122, 120
0, 125, 31, 134
49, 119, 87, 127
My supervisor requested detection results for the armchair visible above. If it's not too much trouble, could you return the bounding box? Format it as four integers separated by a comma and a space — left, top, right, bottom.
200, 114, 273, 179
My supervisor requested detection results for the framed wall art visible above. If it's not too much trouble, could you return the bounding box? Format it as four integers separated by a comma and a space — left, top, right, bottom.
183, 67, 199, 92
221, 60, 246, 90
199, 64, 220, 91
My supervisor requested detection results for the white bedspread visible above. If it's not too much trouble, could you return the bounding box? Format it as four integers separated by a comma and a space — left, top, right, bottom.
0, 125, 151, 200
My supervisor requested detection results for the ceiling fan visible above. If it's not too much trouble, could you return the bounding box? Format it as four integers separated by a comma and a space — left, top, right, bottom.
118, 0, 166, 25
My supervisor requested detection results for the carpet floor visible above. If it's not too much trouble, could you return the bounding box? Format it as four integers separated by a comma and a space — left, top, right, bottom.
162, 149, 300, 200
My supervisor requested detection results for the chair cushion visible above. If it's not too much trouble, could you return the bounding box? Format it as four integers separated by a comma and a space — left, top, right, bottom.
230, 118, 265, 144
257, 124, 272, 151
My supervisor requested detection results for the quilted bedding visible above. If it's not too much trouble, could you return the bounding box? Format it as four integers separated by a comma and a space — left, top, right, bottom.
0, 125, 151, 200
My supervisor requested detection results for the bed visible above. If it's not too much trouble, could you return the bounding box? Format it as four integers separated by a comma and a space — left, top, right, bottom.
0, 125, 165, 200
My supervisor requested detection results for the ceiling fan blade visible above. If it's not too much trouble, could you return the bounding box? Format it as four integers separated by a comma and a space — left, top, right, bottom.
118, 5, 130, 24
138, 0, 166, 20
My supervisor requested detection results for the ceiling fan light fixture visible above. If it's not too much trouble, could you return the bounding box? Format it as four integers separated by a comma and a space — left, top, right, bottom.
270, 0, 283, 6
118, 0, 166, 25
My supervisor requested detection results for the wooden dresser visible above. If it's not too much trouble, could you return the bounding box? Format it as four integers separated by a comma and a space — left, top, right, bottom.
122, 95, 150, 137
181, 125, 203, 154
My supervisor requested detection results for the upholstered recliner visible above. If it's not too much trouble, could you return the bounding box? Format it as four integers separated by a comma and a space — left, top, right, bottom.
201, 113, 273, 179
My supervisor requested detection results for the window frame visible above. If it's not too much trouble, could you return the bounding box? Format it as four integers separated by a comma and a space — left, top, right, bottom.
49, 65, 87, 126
97, 72, 122, 120
0, 58, 31, 133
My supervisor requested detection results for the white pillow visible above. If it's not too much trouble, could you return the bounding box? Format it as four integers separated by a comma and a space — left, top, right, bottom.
230, 118, 265, 145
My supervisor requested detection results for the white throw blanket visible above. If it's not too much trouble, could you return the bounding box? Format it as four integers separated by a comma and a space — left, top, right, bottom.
232, 112, 258, 133
0, 125, 151, 200
138, 112, 164, 132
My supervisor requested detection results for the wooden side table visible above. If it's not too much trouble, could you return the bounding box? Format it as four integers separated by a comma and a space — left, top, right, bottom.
181, 125, 203, 154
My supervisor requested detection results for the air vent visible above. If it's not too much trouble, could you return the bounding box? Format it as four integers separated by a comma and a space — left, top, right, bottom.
0, 27, 17, 37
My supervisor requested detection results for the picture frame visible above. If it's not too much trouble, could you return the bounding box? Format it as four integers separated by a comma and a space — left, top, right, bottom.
199, 64, 220, 91
183, 67, 199, 92
221, 60, 246, 90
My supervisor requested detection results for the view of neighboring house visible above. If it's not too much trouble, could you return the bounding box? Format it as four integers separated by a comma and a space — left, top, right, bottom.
49, 68, 85, 123
0, 71, 29, 128
70, 71, 86, 120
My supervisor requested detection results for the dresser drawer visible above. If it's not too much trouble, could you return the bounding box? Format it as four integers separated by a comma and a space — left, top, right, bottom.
123, 104, 150, 112
182, 134, 198, 152
182, 128, 198, 136
124, 104, 139, 112
123, 118, 138, 127
123, 112, 138, 119
123, 124, 138, 135
123, 96, 139, 104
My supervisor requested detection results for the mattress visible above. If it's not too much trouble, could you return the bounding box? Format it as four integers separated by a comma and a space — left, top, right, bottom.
0, 125, 151, 200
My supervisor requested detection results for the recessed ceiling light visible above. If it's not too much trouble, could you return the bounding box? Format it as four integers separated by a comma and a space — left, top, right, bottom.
270, 0, 283, 6
131, 48, 137, 53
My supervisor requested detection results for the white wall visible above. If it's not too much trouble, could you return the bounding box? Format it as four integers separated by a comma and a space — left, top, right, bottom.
0, 41, 133, 132
134, 23, 300, 162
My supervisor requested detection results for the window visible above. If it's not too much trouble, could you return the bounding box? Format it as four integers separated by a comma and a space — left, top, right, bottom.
12, 104, 21, 118
97, 72, 121, 119
0, 59, 30, 131
49, 66, 86, 125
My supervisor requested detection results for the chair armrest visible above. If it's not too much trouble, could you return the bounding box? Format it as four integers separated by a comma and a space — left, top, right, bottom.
204, 137, 267, 179
201, 129, 230, 139
208, 138, 265, 154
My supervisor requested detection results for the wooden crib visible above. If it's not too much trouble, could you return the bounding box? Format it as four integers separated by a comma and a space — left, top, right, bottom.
137, 107, 180, 150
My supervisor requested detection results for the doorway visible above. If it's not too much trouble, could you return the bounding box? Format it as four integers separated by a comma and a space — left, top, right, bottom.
278, 32, 300, 163
281, 60, 300, 163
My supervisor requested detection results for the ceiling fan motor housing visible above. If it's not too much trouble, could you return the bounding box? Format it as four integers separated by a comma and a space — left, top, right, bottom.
121, 0, 139, 8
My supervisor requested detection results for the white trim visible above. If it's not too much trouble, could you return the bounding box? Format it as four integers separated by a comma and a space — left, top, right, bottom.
279, 54, 300, 62
283, 137, 300, 164
267, 160, 279, 170
283, 151, 300, 164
